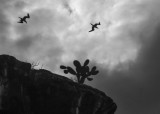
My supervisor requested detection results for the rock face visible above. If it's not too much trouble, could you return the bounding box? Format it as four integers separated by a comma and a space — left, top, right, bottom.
0, 54, 117, 114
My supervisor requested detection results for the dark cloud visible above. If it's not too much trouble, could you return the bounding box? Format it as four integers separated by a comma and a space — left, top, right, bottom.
0, 10, 9, 44
0, 11, 8, 33
14, 35, 36, 50
0, 0, 12, 53
0, 0, 10, 7
13, 1, 27, 10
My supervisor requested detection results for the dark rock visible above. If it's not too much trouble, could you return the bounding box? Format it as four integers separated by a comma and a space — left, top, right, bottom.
0, 54, 117, 114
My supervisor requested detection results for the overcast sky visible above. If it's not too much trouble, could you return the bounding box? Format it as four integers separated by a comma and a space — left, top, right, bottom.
0, 0, 160, 114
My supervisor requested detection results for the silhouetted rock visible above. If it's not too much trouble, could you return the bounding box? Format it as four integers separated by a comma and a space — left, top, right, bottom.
0, 54, 117, 114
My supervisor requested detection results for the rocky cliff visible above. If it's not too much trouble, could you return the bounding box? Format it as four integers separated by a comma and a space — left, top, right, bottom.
0, 54, 117, 114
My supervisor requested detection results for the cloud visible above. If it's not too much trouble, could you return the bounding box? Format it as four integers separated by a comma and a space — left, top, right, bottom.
0, 0, 159, 72
57, 0, 160, 72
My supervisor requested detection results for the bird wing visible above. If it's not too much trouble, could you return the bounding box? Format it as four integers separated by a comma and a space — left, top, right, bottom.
19, 17, 23, 19
92, 26, 95, 30
18, 20, 23, 23
23, 20, 27, 23
89, 26, 95, 32
89, 30, 93, 32
24, 13, 30, 19
27, 13, 30, 18
18, 18, 23, 23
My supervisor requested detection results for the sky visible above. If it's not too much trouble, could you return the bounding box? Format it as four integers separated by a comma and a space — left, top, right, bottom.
0, 0, 160, 114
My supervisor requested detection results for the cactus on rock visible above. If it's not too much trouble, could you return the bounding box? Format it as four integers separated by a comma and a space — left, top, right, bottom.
60, 59, 99, 84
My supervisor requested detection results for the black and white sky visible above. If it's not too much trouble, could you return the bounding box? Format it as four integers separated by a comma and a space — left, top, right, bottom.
0, 0, 160, 114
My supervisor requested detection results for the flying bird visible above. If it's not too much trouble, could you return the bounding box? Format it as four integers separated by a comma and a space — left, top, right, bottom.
18, 13, 30, 24
89, 22, 101, 32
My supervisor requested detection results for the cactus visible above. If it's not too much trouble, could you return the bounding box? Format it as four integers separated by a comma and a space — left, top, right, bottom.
60, 59, 99, 84
60, 65, 67, 69
64, 70, 68, 74
73, 60, 81, 68
83, 59, 89, 66
92, 70, 99, 75
87, 77, 93, 81
66, 66, 77, 75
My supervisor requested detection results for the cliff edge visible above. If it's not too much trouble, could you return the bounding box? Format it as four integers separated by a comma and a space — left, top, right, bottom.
0, 54, 117, 114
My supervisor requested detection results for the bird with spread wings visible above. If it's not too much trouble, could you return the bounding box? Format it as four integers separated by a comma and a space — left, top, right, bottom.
89, 22, 101, 32
18, 13, 30, 24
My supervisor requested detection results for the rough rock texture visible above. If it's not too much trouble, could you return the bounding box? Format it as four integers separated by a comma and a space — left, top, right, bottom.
0, 54, 117, 114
